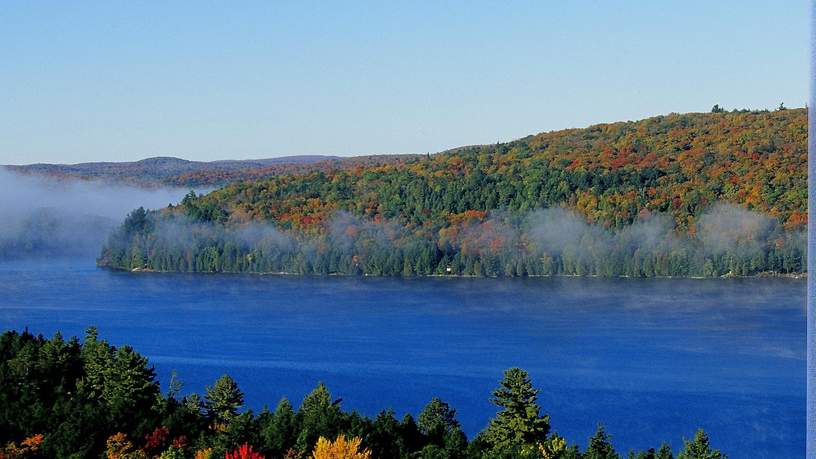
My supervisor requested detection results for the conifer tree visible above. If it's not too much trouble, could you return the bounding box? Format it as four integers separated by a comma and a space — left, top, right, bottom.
483, 368, 550, 452
205, 375, 244, 425
677, 430, 725, 459
585, 425, 620, 459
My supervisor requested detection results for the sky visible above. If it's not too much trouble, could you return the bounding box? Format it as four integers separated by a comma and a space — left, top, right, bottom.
0, 1, 808, 165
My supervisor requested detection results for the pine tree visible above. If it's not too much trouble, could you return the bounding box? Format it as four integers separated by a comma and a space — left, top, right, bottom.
418, 397, 460, 437
677, 430, 725, 459
483, 368, 550, 452
205, 375, 244, 425
584, 425, 620, 459
656, 443, 674, 459
296, 383, 341, 454
262, 398, 297, 457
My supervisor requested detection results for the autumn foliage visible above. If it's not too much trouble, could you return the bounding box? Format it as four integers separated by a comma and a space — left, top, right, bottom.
105, 432, 147, 459
173, 108, 807, 230
311, 436, 372, 459
100, 108, 807, 278
225, 443, 265, 459
0, 434, 44, 459
142, 426, 170, 454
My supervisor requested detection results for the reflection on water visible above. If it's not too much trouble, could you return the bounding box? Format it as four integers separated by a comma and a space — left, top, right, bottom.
0, 258, 805, 458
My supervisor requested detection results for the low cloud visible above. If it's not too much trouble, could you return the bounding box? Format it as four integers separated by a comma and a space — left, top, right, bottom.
0, 168, 192, 258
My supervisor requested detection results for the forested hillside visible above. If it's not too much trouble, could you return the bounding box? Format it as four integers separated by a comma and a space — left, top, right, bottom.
99, 108, 807, 277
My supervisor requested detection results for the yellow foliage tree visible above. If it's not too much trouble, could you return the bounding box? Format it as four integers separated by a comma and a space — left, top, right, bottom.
105, 432, 147, 459
537, 434, 567, 459
311, 435, 371, 459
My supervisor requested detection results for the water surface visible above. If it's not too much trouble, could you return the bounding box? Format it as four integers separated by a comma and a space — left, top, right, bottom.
0, 258, 805, 458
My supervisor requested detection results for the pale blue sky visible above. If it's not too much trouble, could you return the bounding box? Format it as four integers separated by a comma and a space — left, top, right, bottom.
0, 1, 808, 164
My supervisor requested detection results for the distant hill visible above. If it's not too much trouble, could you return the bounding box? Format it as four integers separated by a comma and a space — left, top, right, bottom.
100, 108, 807, 278
4, 154, 419, 187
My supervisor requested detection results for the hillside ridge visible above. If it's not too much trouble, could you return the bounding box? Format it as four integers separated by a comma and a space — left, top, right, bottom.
99, 107, 807, 278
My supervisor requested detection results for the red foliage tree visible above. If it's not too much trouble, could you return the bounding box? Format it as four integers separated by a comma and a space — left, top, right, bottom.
142, 426, 170, 453
225, 443, 265, 459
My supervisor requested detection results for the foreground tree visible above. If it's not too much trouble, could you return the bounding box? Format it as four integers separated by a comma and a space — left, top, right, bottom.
311, 435, 371, 459
482, 368, 550, 454
417, 397, 468, 458
205, 375, 244, 425
419, 397, 460, 437
656, 443, 674, 459
225, 442, 265, 459
537, 434, 568, 459
261, 398, 297, 457
677, 430, 725, 459
104, 432, 147, 459
584, 425, 620, 459
296, 383, 341, 454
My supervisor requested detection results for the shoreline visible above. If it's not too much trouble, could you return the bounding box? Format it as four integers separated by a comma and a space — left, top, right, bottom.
115, 264, 807, 280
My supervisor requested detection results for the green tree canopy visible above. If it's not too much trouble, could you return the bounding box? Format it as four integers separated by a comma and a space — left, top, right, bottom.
296, 383, 341, 454
261, 397, 297, 457
205, 374, 244, 424
418, 397, 460, 437
585, 425, 620, 459
677, 429, 725, 459
656, 443, 675, 459
483, 367, 550, 453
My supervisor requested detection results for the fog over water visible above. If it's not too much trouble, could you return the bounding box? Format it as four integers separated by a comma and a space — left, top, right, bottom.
0, 169, 191, 256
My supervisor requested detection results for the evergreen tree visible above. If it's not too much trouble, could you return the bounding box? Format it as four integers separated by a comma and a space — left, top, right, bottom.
296, 383, 341, 454
677, 430, 725, 459
418, 397, 460, 437
656, 443, 674, 459
483, 368, 550, 453
205, 375, 244, 425
262, 398, 297, 457
584, 425, 620, 459
366, 409, 407, 459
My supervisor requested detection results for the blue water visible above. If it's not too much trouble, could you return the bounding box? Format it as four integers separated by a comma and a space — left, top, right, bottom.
0, 258, 805, 458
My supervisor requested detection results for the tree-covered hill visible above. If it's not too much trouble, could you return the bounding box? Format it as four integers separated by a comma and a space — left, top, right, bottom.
99, 108, 807, 277
4, 154, 419, 188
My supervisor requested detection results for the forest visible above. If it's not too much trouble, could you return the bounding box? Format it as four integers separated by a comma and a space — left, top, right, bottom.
98, 108, 806, 278
0, 329, 726, 459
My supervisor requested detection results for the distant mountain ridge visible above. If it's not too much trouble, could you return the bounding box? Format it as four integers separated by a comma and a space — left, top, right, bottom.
7, 154, 336, 171
4, 154, 418, 187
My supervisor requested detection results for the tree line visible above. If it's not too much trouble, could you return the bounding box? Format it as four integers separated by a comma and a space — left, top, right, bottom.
98, 204, 803, 278
0, 329, 725, 459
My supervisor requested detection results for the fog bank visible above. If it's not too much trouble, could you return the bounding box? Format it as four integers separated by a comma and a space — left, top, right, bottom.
102, 196, 806, 277
0, 168, 192, 258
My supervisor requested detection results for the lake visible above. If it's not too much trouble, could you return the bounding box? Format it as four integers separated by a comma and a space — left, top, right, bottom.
0, 257, 805, 458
